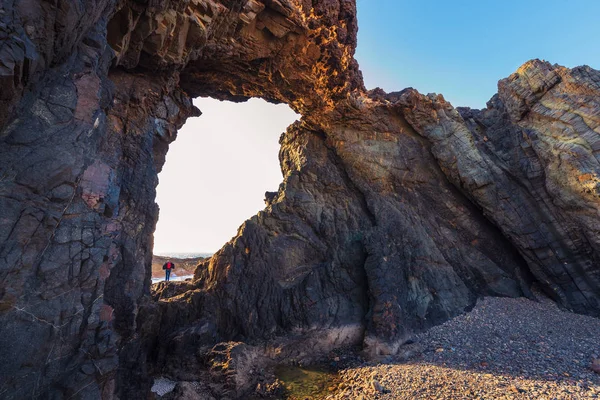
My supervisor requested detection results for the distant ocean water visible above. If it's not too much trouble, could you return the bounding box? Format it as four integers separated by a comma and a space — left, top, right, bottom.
154, 252, 213, 259
151, 274, 194, 284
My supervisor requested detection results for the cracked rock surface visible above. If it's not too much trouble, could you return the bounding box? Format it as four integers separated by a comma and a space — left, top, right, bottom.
0, 0, 599, 399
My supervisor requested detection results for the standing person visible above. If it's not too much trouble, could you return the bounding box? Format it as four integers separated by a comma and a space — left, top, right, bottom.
162, 260, 175, 281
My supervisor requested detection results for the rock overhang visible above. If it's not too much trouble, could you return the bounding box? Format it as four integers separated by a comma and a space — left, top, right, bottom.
0, 1, 599, 398
105, 0, 363, 117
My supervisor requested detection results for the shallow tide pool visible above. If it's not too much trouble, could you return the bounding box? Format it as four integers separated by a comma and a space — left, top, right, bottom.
274, 364, 338, 399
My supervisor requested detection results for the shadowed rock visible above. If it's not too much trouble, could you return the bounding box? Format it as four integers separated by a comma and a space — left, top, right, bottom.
0, 0, 599, 398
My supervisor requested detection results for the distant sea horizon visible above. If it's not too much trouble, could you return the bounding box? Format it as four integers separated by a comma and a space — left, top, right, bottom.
154, 252, 214, 259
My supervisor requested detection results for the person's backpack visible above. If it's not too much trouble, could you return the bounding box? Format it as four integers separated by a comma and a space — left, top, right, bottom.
163, 261, 174, 270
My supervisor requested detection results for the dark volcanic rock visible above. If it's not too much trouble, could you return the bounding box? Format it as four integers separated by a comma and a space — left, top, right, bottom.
395, 60, 600, 316
0, 0, 599, 399
186, 110, 532, 358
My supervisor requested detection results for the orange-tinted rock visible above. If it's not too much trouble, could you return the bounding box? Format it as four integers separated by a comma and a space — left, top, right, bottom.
0, 1, 599, 399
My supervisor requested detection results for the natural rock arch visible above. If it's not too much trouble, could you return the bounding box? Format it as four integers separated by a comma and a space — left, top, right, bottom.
152, 97, 299, 256
0, 1, 599, 398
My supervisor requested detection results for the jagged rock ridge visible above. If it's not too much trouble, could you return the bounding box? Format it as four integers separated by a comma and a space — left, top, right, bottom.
0, 0, 598, 399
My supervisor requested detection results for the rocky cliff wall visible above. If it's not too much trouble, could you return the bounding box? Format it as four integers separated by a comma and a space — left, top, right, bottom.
0, 0, 598, 399
396, 60, 600, 316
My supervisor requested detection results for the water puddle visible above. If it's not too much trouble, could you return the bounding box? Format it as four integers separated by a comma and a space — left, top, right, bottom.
275, 364, 338, 399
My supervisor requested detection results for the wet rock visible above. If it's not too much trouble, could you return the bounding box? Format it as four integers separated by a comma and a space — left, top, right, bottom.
206, 342, 269, 397
255, 379, 285, 398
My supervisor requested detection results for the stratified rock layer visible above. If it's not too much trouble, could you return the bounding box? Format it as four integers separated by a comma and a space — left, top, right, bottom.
397, 60, 600, 315
0, 0, 599, 399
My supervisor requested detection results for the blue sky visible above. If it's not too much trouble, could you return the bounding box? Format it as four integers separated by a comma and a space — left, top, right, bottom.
154, 1, 600, 254
355, 0, 600, 108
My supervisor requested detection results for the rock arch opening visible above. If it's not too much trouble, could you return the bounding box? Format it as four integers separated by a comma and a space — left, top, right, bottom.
152, 97, 299, 263
2, 1, 600, 399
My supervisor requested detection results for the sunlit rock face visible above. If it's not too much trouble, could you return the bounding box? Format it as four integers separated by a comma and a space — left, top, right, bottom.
106, 0, 362, 113
396, 60, 600, 317
0, 0, 599, 398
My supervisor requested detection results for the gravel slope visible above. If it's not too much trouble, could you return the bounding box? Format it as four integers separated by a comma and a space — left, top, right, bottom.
329, 293, 600, 399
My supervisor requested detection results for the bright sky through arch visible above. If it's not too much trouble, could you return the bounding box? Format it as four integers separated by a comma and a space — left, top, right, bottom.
154, 1, 600, 254
153, 98, 299, 254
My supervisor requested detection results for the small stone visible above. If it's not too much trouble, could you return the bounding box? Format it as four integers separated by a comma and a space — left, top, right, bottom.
591, 358, 600, 375
371, 379, 385, 393
510, 385, 526, 393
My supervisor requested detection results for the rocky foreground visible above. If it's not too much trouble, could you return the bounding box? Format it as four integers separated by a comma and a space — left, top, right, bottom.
328, 293, 600, 400
149, 292, 600, 399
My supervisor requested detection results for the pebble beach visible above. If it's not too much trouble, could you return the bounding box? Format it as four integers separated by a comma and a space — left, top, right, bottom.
328, 293, 600, 399
150, 291, 600, 399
